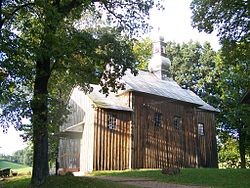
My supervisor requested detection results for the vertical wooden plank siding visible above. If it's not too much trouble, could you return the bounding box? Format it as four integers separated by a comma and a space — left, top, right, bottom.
59, 87, 95, 172
131, 92, 217, 169
93, 109, 131, 171
58, 138, 80, 169
61, 88, 217, 173
78, 93, 95, 174
196, 110, 218, 168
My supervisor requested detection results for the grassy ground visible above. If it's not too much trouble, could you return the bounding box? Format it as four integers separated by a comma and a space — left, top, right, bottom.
90, 168, 250, 188
0, 160, 32, 174
1, 167, 249, 188
0, 175, 137, 188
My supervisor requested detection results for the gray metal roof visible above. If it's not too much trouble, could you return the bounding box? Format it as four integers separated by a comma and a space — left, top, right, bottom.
185, 90, 220, 112
88, 85, 133, 112
87, 70, 218, 113
121, 70, 219, 112
122, 71, 198, 104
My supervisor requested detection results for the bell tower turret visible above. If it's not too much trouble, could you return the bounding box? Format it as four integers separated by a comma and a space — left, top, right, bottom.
148, 35, 171, 80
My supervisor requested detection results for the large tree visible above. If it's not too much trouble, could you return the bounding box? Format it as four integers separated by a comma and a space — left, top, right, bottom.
0, 0, 162, 186
190, 0, 249, 43
191, 0, 250, 168
163, 41, 221, 106
216, 55, 250, 168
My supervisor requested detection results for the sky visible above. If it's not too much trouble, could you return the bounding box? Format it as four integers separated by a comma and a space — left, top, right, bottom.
0, 126, 27, 155
148, 0, 220, 51
0, 0, 220, 155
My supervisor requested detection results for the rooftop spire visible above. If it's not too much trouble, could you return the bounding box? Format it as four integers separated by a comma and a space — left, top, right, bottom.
148, 31, 171, 80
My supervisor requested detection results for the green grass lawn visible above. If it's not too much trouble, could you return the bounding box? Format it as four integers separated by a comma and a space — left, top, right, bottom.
1, 168, 249, 188
0, 175, 137, 188
90, 168, 250, 188
0, 160, 32, 174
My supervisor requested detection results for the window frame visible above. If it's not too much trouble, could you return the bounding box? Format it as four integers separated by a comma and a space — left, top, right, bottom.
154, 112, 163, 127
107, 113, 117, 130
198, 122, 205, 136
173, 116, 182, 130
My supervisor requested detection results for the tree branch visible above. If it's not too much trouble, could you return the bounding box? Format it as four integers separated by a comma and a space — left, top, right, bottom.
0, 2, 35, 31
58, 0, 83, 15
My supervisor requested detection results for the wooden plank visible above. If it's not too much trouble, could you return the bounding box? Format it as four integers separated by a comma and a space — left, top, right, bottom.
123, 113, 127, 169
96, 109, 100, 170
111, 123, 114, 170
106, 111, 110, 170
113, 115, 117, 170
98, 109, 102, 170
116, 113, 120, 170
93, 108, 97, 170
102, 109, 106, 170
126, 114, 129, 170
124, 113, 127, 169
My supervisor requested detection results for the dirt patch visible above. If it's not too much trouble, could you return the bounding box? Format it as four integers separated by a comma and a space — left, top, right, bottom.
93, 176, 210, 188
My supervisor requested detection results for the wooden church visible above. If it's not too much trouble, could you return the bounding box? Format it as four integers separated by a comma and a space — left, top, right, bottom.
58, 36, 219, 175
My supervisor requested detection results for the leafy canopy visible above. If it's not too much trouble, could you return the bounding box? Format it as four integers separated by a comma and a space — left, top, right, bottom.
190, 0, 249, 42
191, 0, 250, 168
0, 0, 163, 130
0, 0, 163, 185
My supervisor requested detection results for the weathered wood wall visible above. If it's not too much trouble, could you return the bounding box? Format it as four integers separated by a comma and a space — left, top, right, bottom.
60, 97, 85, 132
196, 110, 218, 168
58, 89, 85, 170
58, 138, 80, 169
93, 108, 131, 171
70, 88, 95, 174
130, 92, 217, 169
59, 88, 217, 173
58, 87, 95, 173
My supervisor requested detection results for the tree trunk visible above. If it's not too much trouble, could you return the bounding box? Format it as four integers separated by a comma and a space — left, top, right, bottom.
31, 59, 51, 186
238, 124, 246, 169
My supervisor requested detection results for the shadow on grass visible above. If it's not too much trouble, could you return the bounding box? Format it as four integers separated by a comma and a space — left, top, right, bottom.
0, 175, 137, 188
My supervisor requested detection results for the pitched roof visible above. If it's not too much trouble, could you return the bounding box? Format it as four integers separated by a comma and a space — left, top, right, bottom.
185, 90, 219, 112
122, 70, 219, 112
87, 70, 219, 112
88, 85, 133, 112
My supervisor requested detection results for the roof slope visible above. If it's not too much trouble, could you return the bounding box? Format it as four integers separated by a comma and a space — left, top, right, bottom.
88, 85, 133, 112
121, 70, 219, 112
87, 70, 218, 112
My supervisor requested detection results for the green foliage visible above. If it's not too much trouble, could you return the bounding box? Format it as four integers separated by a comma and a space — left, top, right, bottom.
11, 143, 33, 167
164, 41, 220, 106
0, 0, 163, 185
0, 68, 6, 82
215, 50, 250, 167
133, 37, 153, 70
0, 159, 29, 169
0, 0, 163, 130
218, 137, 250, 168
91, 168, 250, 188
191, 0, 250, 168
190, 0, 249, 43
